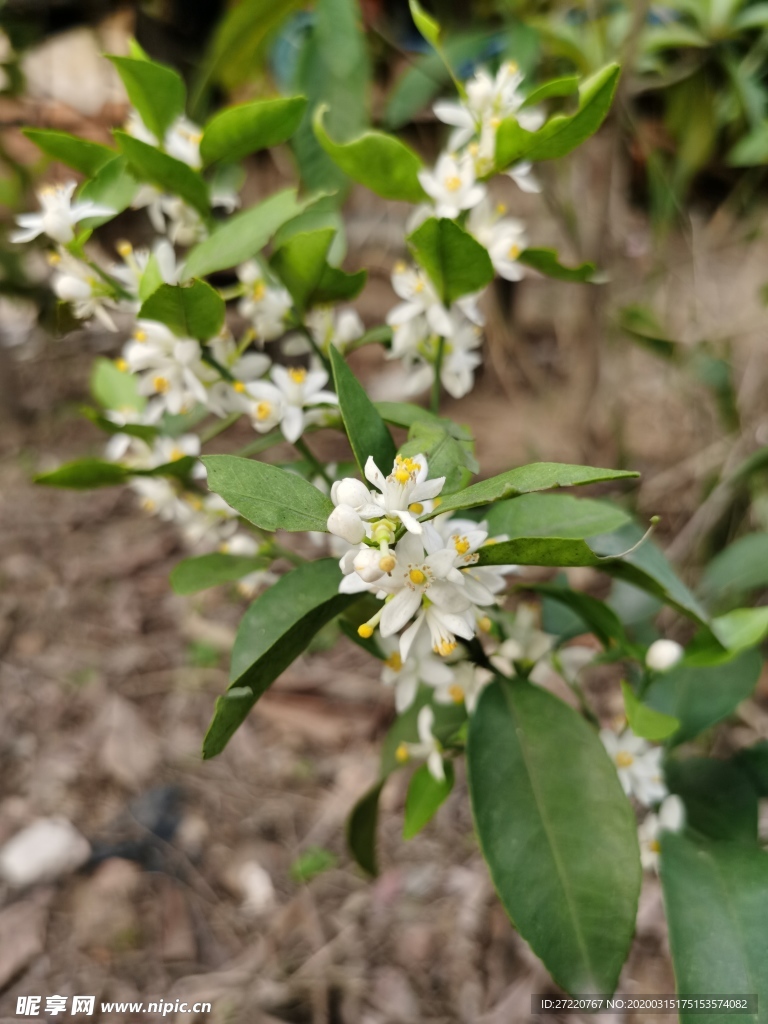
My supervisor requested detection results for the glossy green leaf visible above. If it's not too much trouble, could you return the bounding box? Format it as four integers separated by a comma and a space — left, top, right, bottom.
407, 217, 494, 306
525, 582, 626, 648
645, 648, 762, 744
203, 559, 357, 757
183, 188, 313, 280
403, 762, 454, 839
170, 553, 269, 595
518, 247, 598, 282
495, 63, 620, 170
476, 536, 605, 568
424, 463, 638, 519
468, 679, 641, 994
311, 263, 367, 306
522, 75, 580, 107
375, 401, 473, 441
661, 833, 768, 1023
35, 455, 196, 489
78, 157, 138, 226
138, 280, 224, 340
23, 129, 115, 176
702, 533, 768, 608
313, 105, 427, 203
270, 228, 334, 315
201, 96, 307, 166
399, 420, 477, 495
202, 455, 333, 532
114, 131, 210, 217
329, 345, 396, 476
665, 758, 758, 844
90, 357, 145, 413
408, 0, 440, 47
486, 492, 631, 540
347, 780, 385, 876
621, 680, 679, 741
108, 56, 186, 141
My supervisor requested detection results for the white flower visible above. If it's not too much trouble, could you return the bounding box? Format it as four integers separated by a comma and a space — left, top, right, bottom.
403, 706, 446, 782
110, 239, 181, 300
51, 252, 118, 330
417, 152, 486, 220
132, 187, 207, 246
126, 110, 202, 169
490, 604, 554, 676
530, 644, 597, 687
237, 262, 292, 342
646, 639, 684, 672
327, 505, 367, 545
245, 365, 337, 443
122, 320, 208, 418
507, 160, 541, 194
288, 306, 365, 356
387, 262, 453, 338
638, 795, 685, 871
12, 182, 114, 245
205, 332, 271, 417
380, 632, 453, 712
427, 515, 515, 604
600, 728, 668, 807
468, 199, 528, 282
129, 476, 186, 520
434, 660, 493, 713
363, 453, 445, 535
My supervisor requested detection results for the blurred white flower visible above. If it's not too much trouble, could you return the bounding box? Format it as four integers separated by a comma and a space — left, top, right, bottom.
417, 152, 486, 220
638, 795, 685, 871
12, 182, 114, 245
600, 728, 667, 807
646, 639, 684, 672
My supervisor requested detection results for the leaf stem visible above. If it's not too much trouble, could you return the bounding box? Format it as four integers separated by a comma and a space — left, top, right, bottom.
431, 336, 445, 415
294, 437, 333, 488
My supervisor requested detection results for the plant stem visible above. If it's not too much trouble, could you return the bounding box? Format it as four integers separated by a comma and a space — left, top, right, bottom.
294, 437, 332, 488
431, 336, 445, 415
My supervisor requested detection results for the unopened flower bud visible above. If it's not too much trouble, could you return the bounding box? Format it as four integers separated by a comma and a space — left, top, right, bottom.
645, 639, 684, 672
379, 553, 396, 573
54, 275, 92, 302
353, 547, 386, 583
327, 504, 365, 544
331, 477, 370, 509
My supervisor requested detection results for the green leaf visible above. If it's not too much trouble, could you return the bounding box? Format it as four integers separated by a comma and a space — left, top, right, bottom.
200, 96, 307, 166
735, 741, 768, 796
616, 304, 679, 359
407, 217, 494, 306
403, 762, 454, 839
183, 188, 313, 280
408, 0, 440, 47
486, 492, 631, 540
203, 0, 302, 92
78, 157, 138, 226
375, 401, 473, 441
270, 227, 333, 315
729, 122, 768, 166
114, 131, 210, 218
108, 56, 186, 141
203, 559, 357, 757
661, 833, 768, 1023
468, 679, 641, 994
425, 462, 638, 520
476, 536, 605, 568
311, 263, 367, 306
313, 105, 428, 203
138, 280, 224, 340
90, 357, 145, 413
526, 582, 627, 648
702, 533, 768, 609
22, 129, 115, 177
347, 780, 385, 876
398, 420, 476, 495
202, 455, 333, 532
35, 458, 135, 489
518, 248, 598, 282
289, 846, 338, 883
170, 553, 269, 595
665, 757, 758, 844
81, 408, 156, 444
522, 75, 580, 108
645, 648, 762, 744
621, 680, 679, 741
495, 63, 620, 170
710, 608, 768, 655
329, 346, 396, 476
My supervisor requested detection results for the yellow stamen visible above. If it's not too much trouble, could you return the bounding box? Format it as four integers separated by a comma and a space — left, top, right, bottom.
508, 243, 521, 260
478, 616, 492, 632
255, 400, 272, 421
47, 251, 61, 266
186, 495, 203, 511
379, 554, 396, 573
649, 839, 661, 853
385, 652, 402, 672
393, 260, 407, 275
395, 742, 410, 764
116, 240, 132, 258
496, 202, 507, 215
288, 367, 307, 384
251, 280, 266, 301
133, 328, 147, 342
506, 59, 519, 74
615, 751, 634, 768
115, 358, 128, 373
169, 446, 184, 461
454, 537, 470, 556
141, 498, 156, 512
409, 568, 427, 586
409, 502, 424, 515
490, 116, 501, 128
394, 468, 411, 484
413, 279, 424, 293
468, 143, 479, 157
448, 684, 465, 704
153, 375, 169, 394
232, 380, 246, 393
435, 639, 457, 657
444, 175, 462, 192
358, 623, 374, 639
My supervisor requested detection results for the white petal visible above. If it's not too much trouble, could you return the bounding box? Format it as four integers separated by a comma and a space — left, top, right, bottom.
380, 588, 422, 636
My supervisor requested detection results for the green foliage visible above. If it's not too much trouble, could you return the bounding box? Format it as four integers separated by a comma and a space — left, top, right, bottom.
702, 533, 768, 609
270, 228, 365, 315
203, 559, 357, 758
486, 492, 631, 539
468, 679, 641, 995
621, 681, 680, 741
108, 56, 186, 141
170, 553, 269, 595
347, 780, 385, 877
23, 129, 115, 177
200, 96, 307, 166
35, 456, 196, 489
78, 158, 138, 225
661, 833, 768, 1021
407, 218, 494, 306
290, 846, 338, 883
398, 419, 477, 494
138, 281, 225, 340
665, 757, 758, 844
203, 455, 333, 533
90, 358, 145, 414
403, 762, 454, 839
518, 248, 598, 283
330, 346, 397, 476
114, 132, 210, 218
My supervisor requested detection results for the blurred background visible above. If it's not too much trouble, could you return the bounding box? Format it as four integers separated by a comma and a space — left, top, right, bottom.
3, 1, 768, 1021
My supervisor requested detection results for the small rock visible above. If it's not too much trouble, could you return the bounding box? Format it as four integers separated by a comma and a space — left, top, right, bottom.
238, 861, 276, 916
158, 877, 196, 962
72, 857, 142, 952
97, 695, 160, 789
0, 817, 90, 887
0, 890, 51, 988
